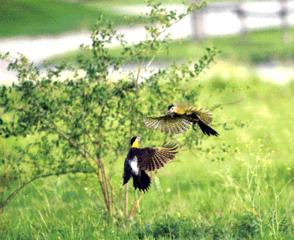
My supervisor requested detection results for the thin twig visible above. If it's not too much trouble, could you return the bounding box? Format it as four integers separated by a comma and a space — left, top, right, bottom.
210, 98, 244, 111
135, 62, 142, 95
0, 170, 95, 211
125, 184, 129, 217
129, 192, 144, 219
95, 157, 111, 214
50, 122, 113, 215
50, 122, 95, 161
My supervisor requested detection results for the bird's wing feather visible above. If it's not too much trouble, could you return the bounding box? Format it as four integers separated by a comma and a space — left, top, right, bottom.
194, 108, 213, 125
175, 103, 213, 125
134, 143, 178, 171
123, 158, 132, 184
144, 115, 191, 134
183, 105, 213, 124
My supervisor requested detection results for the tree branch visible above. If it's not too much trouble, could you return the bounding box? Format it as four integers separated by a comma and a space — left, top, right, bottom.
0, 169, 95, 211
210, 98, 244, 111
129, 192, 144, 219
49, 122, 96, 162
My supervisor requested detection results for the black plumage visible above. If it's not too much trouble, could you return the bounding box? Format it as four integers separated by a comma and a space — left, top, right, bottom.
123, 137, 177, 192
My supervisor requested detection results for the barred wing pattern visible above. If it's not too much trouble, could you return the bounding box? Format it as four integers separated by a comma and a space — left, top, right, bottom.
135, 143, 178, 171
194, 108, 213, 125
175, 103, 213, 125
144, 115, 191, 134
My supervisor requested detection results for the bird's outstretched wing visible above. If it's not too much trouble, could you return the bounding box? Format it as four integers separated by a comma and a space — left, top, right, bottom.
134, 143, 178, 171
175, 103, 213, 125
194, 108, 213, 125
144, 115, 191, 134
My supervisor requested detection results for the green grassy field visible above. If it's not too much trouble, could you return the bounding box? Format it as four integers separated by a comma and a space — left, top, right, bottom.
47, 28, 294, 65
88, 0, 183, 4
79, 0, 224, 4
1, 75, 294, 239
0, 0, 238, 38
0, 0, 145, 37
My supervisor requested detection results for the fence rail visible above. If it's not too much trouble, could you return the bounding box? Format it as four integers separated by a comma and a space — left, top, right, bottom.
191, 0, 294, 42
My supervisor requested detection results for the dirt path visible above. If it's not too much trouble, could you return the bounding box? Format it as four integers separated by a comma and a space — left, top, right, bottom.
1, 1, 294, 84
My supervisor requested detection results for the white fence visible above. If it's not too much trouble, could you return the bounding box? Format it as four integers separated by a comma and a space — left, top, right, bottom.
191, 0, 294, 42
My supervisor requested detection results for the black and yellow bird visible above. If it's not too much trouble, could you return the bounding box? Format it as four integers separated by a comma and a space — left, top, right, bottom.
144, 103, 219, 136
123, 136, 178, 192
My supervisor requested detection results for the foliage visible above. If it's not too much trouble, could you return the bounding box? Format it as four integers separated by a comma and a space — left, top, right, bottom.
1, 78, 294, 238
3, 1, 293, 239
0, 1, 215, 218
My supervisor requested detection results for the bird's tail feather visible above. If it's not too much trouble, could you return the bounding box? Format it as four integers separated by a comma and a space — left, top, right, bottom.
197, 120, 219, 136
123, 171, 131, 185
133, 171, 151, 192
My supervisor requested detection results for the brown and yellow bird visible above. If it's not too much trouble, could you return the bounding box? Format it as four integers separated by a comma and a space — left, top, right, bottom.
144, 103, 219, 136
123, 136, 178, 192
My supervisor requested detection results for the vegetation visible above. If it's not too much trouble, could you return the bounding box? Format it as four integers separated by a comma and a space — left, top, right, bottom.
0, 0, 145, 37
48, 27, 294, 65
1, 73, 294, 239
82, 0, 221, 4
82, 0, 190, 5
1, 2, 294, 239
0, 0, 231, 38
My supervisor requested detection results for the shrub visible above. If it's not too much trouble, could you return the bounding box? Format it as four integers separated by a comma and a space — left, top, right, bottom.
0, 1, 216, 220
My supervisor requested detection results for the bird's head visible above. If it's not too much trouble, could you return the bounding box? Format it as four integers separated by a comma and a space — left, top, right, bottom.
167, 104, 176, 115
167, 103, 186, 115
130, 136, 141, 148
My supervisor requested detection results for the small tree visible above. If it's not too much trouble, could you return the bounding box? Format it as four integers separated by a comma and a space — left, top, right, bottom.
0, 1, 216, 219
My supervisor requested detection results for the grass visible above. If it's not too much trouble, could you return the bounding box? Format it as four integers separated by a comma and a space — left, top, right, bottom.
47, 27, 294, 65
82, 0, 224, 4
162, 28, 294, 63
0, 0, 145, 37
1, 76, 294, 239
82, 0, 193, 5
0, 0, 238, 38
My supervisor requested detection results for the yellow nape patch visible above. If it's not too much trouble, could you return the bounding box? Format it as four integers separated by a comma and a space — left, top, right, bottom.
132, 140, 140, 148
174, 106, 186, 115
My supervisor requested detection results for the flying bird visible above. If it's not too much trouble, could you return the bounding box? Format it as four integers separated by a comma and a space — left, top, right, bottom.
144, 103, 219, 136
123, 136, 178, 192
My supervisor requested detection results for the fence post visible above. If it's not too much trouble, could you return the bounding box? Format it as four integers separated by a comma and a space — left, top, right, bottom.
235, 0, 247, 40
191, 8, 205, 41
280, 0, 289, 43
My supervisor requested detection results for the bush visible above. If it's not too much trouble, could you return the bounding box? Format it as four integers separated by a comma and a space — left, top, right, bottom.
0, 1, 218, 219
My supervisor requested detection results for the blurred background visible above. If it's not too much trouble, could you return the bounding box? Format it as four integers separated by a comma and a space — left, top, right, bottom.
1, 0, 294, 239
0, 0, 294, 84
